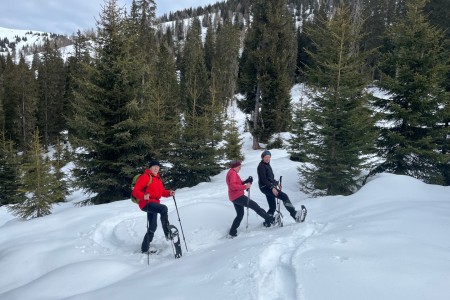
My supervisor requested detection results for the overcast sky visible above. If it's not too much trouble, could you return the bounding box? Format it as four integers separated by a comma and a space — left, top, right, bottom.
0, 0, 217, 35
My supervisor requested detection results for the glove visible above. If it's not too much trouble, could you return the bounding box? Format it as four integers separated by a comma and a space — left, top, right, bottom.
243, 176, 253, 184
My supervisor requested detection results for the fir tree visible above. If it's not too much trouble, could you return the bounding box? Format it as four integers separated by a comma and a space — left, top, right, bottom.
298, 1, 377, 196
373, 0, 450, 184
7, 129, 61, 219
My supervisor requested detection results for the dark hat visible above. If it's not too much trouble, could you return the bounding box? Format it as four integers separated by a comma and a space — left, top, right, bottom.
230, 161, 241, 168
148, 160, 161, 168
261, 150, 271, 158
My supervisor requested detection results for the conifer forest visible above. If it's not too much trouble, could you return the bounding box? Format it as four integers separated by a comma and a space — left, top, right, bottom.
0, 0, 448, 218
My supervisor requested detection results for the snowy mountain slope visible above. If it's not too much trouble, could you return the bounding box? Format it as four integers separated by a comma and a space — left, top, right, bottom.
0, 131, 449, 300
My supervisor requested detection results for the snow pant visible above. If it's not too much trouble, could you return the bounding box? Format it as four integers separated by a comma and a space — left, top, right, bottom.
229, 195, 271, 236
260, 186, 297, 219
141, 202, 170, 252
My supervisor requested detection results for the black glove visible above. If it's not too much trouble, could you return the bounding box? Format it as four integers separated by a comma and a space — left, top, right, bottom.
243, 176, 253, 184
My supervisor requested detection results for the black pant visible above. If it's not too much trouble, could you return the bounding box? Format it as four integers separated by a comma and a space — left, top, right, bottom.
141, 202, 169, 252
260, 187, 297, 219
229, 195, 271, 236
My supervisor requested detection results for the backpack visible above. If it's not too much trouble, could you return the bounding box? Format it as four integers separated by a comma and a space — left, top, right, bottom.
130, 173, 152, 204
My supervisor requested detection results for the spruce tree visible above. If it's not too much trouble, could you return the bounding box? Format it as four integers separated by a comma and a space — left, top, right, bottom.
373, 0, 450, 184
223, 116, 244, 163
0, 133, 22, 206
169, 18, 221, 188
3, 54, 38, 151
37, 39, 66, 149
237, 0, 297, 148
298, 1, 376, 196
68, 0, 152, 204
213, 20, 240, 110
147, 40, 180, 160
7, 129, 61, 219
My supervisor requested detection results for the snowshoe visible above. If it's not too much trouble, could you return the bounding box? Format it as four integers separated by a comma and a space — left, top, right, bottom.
295, 205, 307, 223
168, 224, 182, 259
273, 212, 283, 227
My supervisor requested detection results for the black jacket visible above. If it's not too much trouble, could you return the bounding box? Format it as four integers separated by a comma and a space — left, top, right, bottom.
257, 160, 277, 189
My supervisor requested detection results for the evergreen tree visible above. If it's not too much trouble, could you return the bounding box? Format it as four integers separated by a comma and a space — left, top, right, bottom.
68, 0, 152, 204
51, 137, 70, 202
288, 99, 308, 162
223, 115, 244, 162
204, 23, 215, 75
237, 0, 297, 148
0, 61, 4, 133
213, 20, 241, 110
37, 39, 66, 149
0, 133, 22, 206
148, 40, 181, 160
169, 18, 221, 188
298, 1, 376, 196
3, 54, 38, 150
425, 0, 450, 40
7, 129, 61, 219
373, 0, 450, 184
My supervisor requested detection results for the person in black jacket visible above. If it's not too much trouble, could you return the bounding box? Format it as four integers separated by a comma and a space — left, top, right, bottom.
257, 150, 307, 225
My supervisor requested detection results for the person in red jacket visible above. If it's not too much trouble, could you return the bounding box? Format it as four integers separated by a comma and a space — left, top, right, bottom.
132, 160, 176, 253
226, 161, 274, 237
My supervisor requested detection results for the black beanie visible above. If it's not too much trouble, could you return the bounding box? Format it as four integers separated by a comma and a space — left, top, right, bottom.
148, 160, 161, 168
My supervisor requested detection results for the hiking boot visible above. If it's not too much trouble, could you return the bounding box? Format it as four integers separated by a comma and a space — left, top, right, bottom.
142, 245, 158, 254
263, 215, 275, 227
227, 232, 238, 239
228, 229, 238, 238
295, 205, 307, 223
162, 221, 171, 240
164, 229, 172, 241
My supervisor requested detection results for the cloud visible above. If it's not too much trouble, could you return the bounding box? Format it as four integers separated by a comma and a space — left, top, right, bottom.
0, 0, 217, 35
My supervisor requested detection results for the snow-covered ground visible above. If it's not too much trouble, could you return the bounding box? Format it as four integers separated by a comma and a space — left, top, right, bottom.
0, 129, 449, 299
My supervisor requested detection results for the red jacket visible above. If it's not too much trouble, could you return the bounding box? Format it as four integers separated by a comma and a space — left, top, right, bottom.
226, 168, 247, 201
132, 169, 171, 210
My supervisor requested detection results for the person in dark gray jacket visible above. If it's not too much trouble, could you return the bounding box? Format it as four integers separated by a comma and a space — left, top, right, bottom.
257, 150, 307, 225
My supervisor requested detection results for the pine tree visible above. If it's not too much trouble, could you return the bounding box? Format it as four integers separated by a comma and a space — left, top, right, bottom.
237, 0, 297, 148
298, 1, 377, 196
373, 0, 450, 184
7, 129, 61, 219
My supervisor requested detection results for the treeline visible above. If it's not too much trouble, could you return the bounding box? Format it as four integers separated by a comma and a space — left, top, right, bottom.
0, 0, 448, 219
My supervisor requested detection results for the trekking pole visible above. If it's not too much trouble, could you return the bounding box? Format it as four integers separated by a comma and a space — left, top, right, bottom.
172, 195, 188, 252
275, 176, 284, 227
276, 176, 283, 214
246, 188, 250, 232
146, 208, 150, 265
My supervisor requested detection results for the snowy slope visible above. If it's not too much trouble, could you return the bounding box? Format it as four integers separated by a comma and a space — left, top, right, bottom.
0, 130, 449, 300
